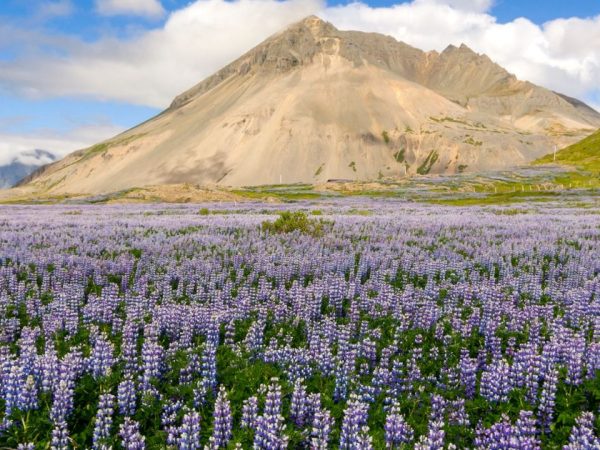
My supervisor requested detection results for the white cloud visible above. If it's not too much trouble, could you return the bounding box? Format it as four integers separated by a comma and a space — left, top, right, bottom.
96, 0, 165, 17
37, 0, 74, 19
0, 123, 124, 166
414, 0, 494, 13
0, 0, 598, 112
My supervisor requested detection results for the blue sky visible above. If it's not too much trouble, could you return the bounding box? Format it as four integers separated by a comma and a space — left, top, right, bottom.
0, 0, 599, 163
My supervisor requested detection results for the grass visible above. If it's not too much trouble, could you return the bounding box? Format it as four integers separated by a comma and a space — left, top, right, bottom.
535, 129, 600, 172
231, 189, 323, 201
79, 134, 147, 162
428, 191, 560, 206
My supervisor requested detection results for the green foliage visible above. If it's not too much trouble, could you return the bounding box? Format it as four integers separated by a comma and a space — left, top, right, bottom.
349, 161, 357, 172
394, 149, 406, 163
430, 190, 560, 206
430, 116, 469, 125
261, 211, 330, 237
199, 208, 210, 216
464, 136, 483, 146
535, 129, 600, 171
80, 134, 146, 162
458, 164, 468, 173
128, 248, 142, 259
417, 150, 439, 175
314, 164, 324, 176
382, 130, 390, 144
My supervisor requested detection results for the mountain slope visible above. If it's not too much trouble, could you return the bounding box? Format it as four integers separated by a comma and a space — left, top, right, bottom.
0, 150, 56, 189
536, 129, 600, 171
22, 16, 600, 195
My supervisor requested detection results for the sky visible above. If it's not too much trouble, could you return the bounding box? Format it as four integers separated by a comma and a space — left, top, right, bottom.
0, 0, 599, 165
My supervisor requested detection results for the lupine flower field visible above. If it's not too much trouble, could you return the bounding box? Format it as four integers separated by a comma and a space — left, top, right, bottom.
0, 201, 599, 449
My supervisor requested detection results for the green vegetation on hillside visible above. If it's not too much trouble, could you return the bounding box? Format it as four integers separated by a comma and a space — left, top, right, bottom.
80, 134, 147, 161
417, 150, 439, 175
535, 130, 600, 172
394, 149, 406, 163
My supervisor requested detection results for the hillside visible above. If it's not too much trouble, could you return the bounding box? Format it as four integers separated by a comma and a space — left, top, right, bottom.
536, 129, 600, 172
20, 16, 600, 196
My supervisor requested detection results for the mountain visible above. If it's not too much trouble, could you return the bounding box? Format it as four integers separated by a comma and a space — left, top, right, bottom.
0, 150, 56, 189
21, 16, 600, 195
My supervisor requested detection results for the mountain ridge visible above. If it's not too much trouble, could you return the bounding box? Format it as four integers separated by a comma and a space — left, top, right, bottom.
1, 149, 56, 189
19, 16, 600, 195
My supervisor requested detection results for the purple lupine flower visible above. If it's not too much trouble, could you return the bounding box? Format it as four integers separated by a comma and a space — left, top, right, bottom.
92, 391, 115, 450
447, 399, 469, 427
515, 410, 540, 449
564, 412, 600, 449
20, 375, 38, 411
415, 419, 445, 450
50, 379, 74, 424
244, 319, 265, 353
290, 378, 309, 427
310, 408, 334, 450
538, 366, 558, 432
50, 420, 70, 450
119, 417, 145, 450
224, 320, 236, 347
254, 378, 288, 449
340, 394, 369, 449
118, 376, 137, 416
121, 321, 139, 375
89, 332, 115, 379
565, 335, 585, 386
480, 358, 511, 403
140, 325, 164, 392
200, 341, 217, 393
355, 425, 374, 450
162, 400, 184, 447
211, 386, 232, 448
385, 405, 414, 448
474, 411, 540, 449
241, 396, 259, 429
38, 347, 59, 394
192, 379, 208, 408
4, 364, 24, 418
459, 350, 478, 399
17, 444, 35, 450
430, 394, 446, 423
179, 409, 201, 450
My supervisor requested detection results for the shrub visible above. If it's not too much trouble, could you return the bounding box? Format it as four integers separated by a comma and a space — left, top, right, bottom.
382, 130, 390, 144
262, 211, 329, 236
199, 208, 210, 216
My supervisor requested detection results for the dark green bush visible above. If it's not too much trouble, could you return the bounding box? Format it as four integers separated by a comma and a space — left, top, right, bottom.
262, 211, 329, 236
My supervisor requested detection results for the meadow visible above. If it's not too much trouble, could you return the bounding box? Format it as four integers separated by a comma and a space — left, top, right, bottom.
0, 201, 599, 449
